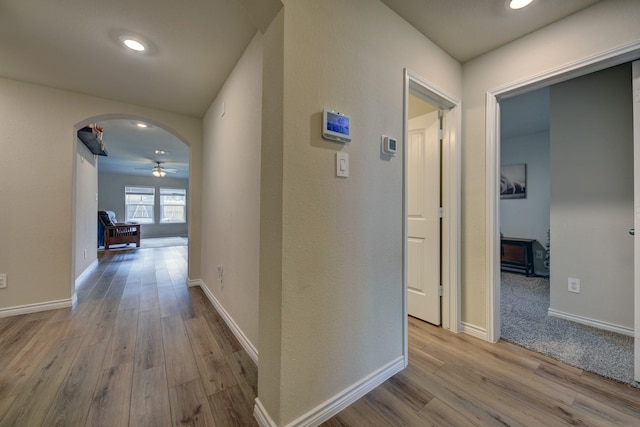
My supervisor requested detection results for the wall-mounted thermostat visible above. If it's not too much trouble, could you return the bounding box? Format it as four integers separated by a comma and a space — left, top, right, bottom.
381, 135, 397, 156
322, 109, 351, 143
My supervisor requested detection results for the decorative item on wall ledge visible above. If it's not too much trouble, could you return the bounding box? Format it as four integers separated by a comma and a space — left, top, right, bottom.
500, 163, 526, 199
77, 124, 108, 156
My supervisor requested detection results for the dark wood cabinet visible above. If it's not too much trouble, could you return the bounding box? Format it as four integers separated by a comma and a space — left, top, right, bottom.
500, 237, 535, 276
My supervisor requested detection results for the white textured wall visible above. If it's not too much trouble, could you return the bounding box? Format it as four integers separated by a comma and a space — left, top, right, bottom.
98, 172, 189, 238
201, 33, 263, 349
259, 0, 461, 424
500, 131, 550, 247
0, 77, 201, 311
549, 63, 633, 329
461, 0, 640, 328
75, 141, 98, 279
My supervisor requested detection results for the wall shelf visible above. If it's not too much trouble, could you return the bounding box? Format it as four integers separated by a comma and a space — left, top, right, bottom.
77, 126, 108, 156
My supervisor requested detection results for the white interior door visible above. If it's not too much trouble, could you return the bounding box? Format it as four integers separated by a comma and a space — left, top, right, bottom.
407, 110, 441, 325
633, 60, 640, 382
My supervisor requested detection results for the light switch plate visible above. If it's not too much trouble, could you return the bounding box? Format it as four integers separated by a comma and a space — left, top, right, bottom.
336, 152, 349, 177
0, 274, 6, 289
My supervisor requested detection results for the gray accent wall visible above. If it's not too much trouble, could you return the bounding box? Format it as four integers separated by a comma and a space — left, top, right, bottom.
98, 171, 189, 238
500, 130, 550, 273
549, 63, 633, 329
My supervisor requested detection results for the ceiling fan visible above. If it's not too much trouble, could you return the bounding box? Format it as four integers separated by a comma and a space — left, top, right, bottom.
137, 161, 178, 177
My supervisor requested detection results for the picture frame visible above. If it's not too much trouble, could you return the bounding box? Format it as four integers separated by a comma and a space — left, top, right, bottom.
500, 163, 526, 199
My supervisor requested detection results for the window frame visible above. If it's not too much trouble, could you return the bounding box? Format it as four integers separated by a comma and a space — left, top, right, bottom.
159, 187, 187, 224
124, 186, 156, 224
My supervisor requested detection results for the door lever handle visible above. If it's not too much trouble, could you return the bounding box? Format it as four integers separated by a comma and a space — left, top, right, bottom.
629, 228, 635, 236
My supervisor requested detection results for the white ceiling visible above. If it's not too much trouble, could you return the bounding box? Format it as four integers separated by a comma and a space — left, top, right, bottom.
1, 0, 599, 176
96, 119, 190, 180
380, 0, 601, 63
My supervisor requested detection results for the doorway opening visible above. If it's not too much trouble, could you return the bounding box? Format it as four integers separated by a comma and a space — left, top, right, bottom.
72, 114, 192, 299
402, 69, 461, 363
486, 45, 640, 383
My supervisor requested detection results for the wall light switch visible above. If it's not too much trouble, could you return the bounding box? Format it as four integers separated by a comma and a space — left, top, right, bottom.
336, 152, 349, 178
0, 274, 6, 289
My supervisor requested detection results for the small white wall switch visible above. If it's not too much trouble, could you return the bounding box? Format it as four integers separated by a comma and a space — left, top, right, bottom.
0, 274, 6, 289
568, 277, 581, 293
336, 152, 349, 177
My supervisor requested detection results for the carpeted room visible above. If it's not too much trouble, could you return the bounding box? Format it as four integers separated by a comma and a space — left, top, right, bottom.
499, 63, 638, 389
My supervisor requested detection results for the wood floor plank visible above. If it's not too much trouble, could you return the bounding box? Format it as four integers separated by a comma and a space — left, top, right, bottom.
0, 337, 82, 427
397, 364, 523, 427
419, 397, 480, 427
0, 319, 68, 400
209, 385, 258, 427
102, 307, 139, 369
82, 298, 120, 346
0, 318, 47, 367
168, 379, 216, 427
41, 341, 109, 427
85, 361, 134, 427
139, 283, 160, 312
227, 350, 258, 403
162, 314, 200, 388
158, 286, 181, 318
185, 317, 237, 396
135, 307, 165, 371
130, 366, 172, 427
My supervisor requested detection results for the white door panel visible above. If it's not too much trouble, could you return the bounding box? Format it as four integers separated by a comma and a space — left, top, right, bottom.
407, 110, 441, 325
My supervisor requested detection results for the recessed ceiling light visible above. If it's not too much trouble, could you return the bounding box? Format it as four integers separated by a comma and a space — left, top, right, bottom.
123, 38, 146, 52
510, 0, 533, 9
136, 122, 148, 128
155, 150, 168, 155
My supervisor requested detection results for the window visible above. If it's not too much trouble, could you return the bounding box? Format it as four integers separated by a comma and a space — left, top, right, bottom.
160, 188, 187, 223
125, 186, 155, 224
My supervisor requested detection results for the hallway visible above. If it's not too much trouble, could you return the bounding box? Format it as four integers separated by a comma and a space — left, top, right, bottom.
0, 246, 257, 426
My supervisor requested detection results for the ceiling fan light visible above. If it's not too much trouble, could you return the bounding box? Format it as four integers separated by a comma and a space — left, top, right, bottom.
152, 168, 161, 177
160, 170, 166, 177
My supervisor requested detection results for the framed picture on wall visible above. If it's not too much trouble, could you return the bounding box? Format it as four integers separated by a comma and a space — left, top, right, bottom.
501, 163, 526, 199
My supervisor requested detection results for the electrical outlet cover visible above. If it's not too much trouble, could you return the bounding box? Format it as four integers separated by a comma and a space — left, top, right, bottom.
568, 277, 580, 293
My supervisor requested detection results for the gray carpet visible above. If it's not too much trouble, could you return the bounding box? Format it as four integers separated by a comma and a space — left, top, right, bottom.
500, 272, 639, 388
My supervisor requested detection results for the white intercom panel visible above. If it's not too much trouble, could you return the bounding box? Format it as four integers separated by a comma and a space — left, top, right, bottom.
322, 109, 351, 143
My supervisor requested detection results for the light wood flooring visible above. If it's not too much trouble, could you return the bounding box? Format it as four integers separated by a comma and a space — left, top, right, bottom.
0, 246, 257, 427
1, 245, 639, 426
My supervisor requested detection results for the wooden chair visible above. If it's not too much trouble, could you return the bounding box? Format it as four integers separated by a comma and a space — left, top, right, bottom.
98, 210, 141, 250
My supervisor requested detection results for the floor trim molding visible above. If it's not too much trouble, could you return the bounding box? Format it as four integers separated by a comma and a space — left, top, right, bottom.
254, 356, 405, 427
190, 278, 259, 364
76, 259, 99, 286
0, 297, 75, 318
460, 321, 488, 341
548, 308, 634, 337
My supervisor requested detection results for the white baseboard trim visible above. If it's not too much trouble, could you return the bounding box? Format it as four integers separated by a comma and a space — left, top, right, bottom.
190, 278, 259, 364
460, 321, 488, 341
548, 308, 634, 337
0, 296, 75, 318
254, 398, 277, 427
254, 356, 405, 427
76, 259, 99, 286
187, 278, 202, 288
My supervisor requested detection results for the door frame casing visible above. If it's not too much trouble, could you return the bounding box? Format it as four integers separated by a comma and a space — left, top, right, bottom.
485, 41, 640, 343
403, 69, 461, 365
